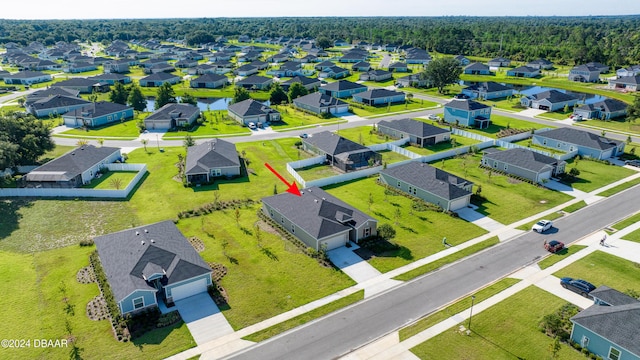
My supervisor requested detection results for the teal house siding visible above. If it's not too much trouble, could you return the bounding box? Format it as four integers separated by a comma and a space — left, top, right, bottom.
570, 324, 640, 360
119, 289, 158, 315
379, 172, 450, 208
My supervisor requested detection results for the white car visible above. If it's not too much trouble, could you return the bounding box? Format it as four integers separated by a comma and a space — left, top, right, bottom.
532, 219, 553, 233
248, 122, 257, 129
428, 114, 440, 120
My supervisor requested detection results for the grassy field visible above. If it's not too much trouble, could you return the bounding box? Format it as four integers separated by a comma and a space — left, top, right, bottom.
61, 116, 145, 138
399, 278, 521, 340
0, 247, 196, 360
431, 153, 573, 224
596, 177, 640, 197
163, 111, 251, 138
336, 126, 385, 146
562, 158, 635, 193
84, 171, 139, 190
378, 149, 411, 164
576, 118, 640, 135
409, 286, 585, 360
554, 251, 640, 291
294, 163, 341, 181
268, 105, 341, 130
324, 177, 488, 272
537, 245, 588, 270
242, 290, 364, 342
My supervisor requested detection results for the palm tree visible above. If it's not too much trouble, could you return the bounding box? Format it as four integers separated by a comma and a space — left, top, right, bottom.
141, 139, 149, 152
76, 139, 89, 146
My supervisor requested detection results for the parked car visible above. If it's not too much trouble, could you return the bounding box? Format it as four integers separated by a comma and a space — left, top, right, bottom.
532, 219, 553, 233
625, 159, 640, 168
544, 240, 564, 253
427, 114, 440, 120
560, 277, 596, 297
248, 122, 257, 129
299, 133, 309, 139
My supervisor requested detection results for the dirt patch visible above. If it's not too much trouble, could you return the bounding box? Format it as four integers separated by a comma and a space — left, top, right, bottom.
77, 266, 96, 284
188, 236, 205, 252
87, 295, 109, 321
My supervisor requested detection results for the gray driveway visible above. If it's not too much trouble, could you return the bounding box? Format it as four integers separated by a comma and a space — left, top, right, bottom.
175, 293, 234, 345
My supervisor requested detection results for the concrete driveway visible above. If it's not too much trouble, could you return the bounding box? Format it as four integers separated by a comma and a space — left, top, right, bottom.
543, 179, 588, 198
328, 245, 381, 283
175, 293, 234, 345
456, 205, 504, 232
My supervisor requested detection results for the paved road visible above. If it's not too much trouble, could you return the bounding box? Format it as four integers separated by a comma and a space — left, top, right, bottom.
379, 53, 392, 69
225, 185, 640, 360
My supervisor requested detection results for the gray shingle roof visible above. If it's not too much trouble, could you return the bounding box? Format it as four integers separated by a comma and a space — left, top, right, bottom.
64, 101, 132, 118
444, 98, 489, 111
94, 220, 212, 303
141, 72, 180, 81
528, 89, 578, 103
463, 81, 512, 93
4, 70, 48, 79
228, 99, 278, 117
571, 302, 640, 356
509, 66, 538, 73
380, 162, 472, 201
377, 118, 449, 138
482, 148, 562, 173
185, 139, 240, 175
88, 73, 130, 82
536, 127, 623, 150
262, 187, 376, 240
354, 89, 404, 100
590, 286, 640, 306
281, 76, 321, 87
192, 73, 227, 83
51, 78, 100, 87
26, 87, 79, 102
236, 75, 272, 85
303, 131, 368, 156
577, 99, 627, 113
26, 145, 119, 182
293, 92, 347, 108
146, 103, 199, 121
28, 94, 91, 111
321, 80, 366, 92
465, 62, 490, 71
612, 75, 640, 85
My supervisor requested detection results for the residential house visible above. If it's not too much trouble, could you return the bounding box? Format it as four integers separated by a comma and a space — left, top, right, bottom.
297, 54, 319, 63
51, 78, 109, 94
443, 97, 492, 128
237, 51, 263, 63
293, 92, 349, 115
318, 80, 367, 98
64, 62, 97, 74
569, 286, 640, 360
269, 61, 305, 77
25, 87, 80, 104
27, 95, 92, 118
248, 60, 269, 70
144, 103, 200, 130
351, 61, 372, 72
88, 73, 131, 85
319, 65, 350, 79
573, 99, 628, 120
352, 89, 405, 106
333, 39, 349, 47
189, 73, 228, 89
174, 59, 199, 69
377, 118, 450, 147
405, 48, 431, 65
235, 75, 273, 90
487, 57, 511, 67
396, 74, 430, 88
185, 139, 241, 184
314, 60, 337, 71
569, 64, 602, 83
506, 66, 541, 78
454, 55, 471, 66
262, 187, 378, 251
146, 63, 175, 74
481, 148, 566, 183
532, 127, 625, 159
520, 89, 579, 111
616, 65, 640, 78
281, 76, 321, 92
608, 75, 640, 91
388, 62, 409, 72
24, 145, 121, 188
461, 81, 515, 100
139, 72, 181, 87
94, 221, 213, 315
3, 70, 51, 85
302, 131, 382, 172
62, 101, 134, 128
267, 53, 290, 63
464, 62, 492, 75
585, 62, 610, 73
227, 99, 280, 126
379, 162, 473, 211
339, 52, 367, 63
526, 58, 554, 70
359, 69, 393, 82
103, 60, 130, 74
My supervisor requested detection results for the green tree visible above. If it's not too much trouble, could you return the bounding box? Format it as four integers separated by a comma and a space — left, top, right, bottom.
155, 82, 176, 110
316, 36, 332, 49
232, 87, 251, 104
287, 82, 308, 103
109, 81, 129, 105
420, 57, 462, 94
184, 134, 195, 148
628, 95, 640, 123
548, 336, 561, 360
269, 83, 288, 105
0, 113, 54, 169
140, 139, 149, 152
127, 84, 147, 112
377, 224, 396, 241
180, 93, 198, 106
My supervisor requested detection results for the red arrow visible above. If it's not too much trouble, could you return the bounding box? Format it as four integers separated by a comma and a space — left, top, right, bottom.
264, 163, 301, 196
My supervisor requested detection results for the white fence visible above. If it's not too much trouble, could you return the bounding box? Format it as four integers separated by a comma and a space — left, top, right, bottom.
0, 163, 147, 199
451, 128, 494, 142
305, 165, 383, 188
367, 138, 409, 151
388, 144, 422, 159
498, 131, 533, 143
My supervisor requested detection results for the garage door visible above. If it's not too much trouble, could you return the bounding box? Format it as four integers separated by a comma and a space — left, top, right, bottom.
450, 197, 470, 212
171, 278, 207, 301
320, 233, 347, 251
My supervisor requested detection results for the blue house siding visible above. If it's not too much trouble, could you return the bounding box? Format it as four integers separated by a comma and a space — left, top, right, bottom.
119, 289, 158, 315
461, 89, 514, 100
531, 135, 621, 160
463, 69, 491, 75
319, 87, 368, 98
34, 104, 90, 118
443, 107, 491, 127
91, 109, 135, 127
571, 324, 640, 360
164, 273, 212, 300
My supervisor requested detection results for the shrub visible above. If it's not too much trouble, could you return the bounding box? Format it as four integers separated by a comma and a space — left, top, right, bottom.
79, 239, 94, 247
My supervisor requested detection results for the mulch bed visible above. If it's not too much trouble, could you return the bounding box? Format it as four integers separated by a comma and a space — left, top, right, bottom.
188, 236, 205, 252
77, 266, 96, 284
87, 295, 109, 321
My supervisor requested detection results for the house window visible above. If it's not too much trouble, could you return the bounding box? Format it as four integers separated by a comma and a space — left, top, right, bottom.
133, 297, 144, 310
211, 169, 221, 177
281, 216, 285, 224
494, 161, 498, 168
608, 347, 621, 360
413, 188, 416, 195
543, 140, 547, 145
504, 164, 508, 170
397, 181, 401, 187
580, 335, 589, 348
364, 227, 371, 237
408, 186, 412, 193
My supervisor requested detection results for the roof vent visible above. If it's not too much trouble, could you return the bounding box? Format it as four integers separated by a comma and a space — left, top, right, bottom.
144, 229, 148, 233
135, 231, 140, 235
322, 197, 326, 200
141, 240, 145, 245
314, 199, 318, 203
150, 239, 155, 243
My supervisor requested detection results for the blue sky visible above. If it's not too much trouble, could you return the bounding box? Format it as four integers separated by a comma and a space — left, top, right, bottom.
2, 0, 640, 19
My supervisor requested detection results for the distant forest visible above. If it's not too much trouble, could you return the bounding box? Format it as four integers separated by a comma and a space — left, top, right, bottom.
2, 16, 640, 66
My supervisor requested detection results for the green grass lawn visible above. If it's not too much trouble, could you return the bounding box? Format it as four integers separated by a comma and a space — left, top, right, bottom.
477, 97, 527, 112
268, 105, 340, 130
562, 158, 635, 193
0, 247, 196, 360
163, 111, 251, 139
431, 153, 573, 224
576, 118, 640, 136
409, 286, 585, 360
323, 177, 488, 272
175, 206, 356, 330
621, 227, 640, 243
38, 145, 76, 163
242, 290, 364, 342
83, 171, 138, 190
347, 99, 437, 118
335, 126, 384, 146
378, 149, 411, 164
512, 139, 567, 155
399, 278, 521, 341
61, 116, 145, 138
554, 251, 640, 292
457, 114, 552, 139
562, 200, 588, 213
294, 163, 342, 181
596, 177, 640, 197
610, 212, 640, 231
537, 245, 588, 270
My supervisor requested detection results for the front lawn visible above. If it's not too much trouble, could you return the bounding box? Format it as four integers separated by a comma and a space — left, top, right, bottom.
268, 105, 341, 130
0, 247, 196, 360
561, 158, 635, 192
554, 251, 640, 291
163, 111, 251, 138
409, 286, 584, 360
323, 177, 488, 272
431, 153, 573, 224
457, 114, 552, 139
347, 99, 437, 118
61, 115, 146, 138
576, 118, 640, 136
335, 126, 386, 146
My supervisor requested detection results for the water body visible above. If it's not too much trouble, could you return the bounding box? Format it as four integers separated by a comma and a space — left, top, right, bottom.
145, 97, 271, 112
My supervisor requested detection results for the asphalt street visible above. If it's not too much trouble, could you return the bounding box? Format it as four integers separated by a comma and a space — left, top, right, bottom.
226, 184, 640, 360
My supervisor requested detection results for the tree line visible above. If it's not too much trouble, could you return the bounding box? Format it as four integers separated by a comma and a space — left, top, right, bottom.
2, 16, 640, 67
